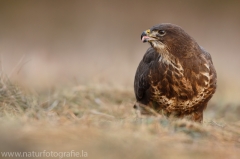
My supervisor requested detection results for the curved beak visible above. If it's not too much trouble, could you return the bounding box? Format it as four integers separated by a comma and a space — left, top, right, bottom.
141, 29, 153, 43
141, 31, 148, 43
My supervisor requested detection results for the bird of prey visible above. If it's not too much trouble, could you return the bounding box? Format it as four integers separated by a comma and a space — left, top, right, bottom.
134, 23, 217, 122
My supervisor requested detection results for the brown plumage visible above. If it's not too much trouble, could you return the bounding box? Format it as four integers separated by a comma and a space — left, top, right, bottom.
134, 23, 217, 122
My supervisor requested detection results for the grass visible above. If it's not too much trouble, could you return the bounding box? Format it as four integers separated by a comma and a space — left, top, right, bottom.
0, 73, 240, 159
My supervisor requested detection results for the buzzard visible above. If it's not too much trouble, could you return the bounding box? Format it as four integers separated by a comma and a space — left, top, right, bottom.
134, 23, 217, 122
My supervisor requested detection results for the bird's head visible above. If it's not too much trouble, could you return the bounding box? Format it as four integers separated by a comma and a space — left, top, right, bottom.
141, 23, 199, 58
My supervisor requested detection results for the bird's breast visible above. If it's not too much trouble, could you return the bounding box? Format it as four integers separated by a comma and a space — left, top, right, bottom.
149, 56, 215, 113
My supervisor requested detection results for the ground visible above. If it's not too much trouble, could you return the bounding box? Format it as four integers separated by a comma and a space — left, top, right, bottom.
0, 75, 240, 159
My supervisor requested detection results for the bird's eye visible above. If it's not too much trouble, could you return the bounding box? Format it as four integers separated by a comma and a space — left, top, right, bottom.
158, 30, 166, 36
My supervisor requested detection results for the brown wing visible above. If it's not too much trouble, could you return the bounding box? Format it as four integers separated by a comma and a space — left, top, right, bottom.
200, 46, 213, 63
201, 47, 217, 82
134, 47, 160, 105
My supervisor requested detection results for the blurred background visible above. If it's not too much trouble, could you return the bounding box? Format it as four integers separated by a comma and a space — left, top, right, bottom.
0, 0, 240, 103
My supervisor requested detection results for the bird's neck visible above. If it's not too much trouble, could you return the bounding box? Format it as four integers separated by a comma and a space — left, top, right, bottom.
156, 47, 178, 66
